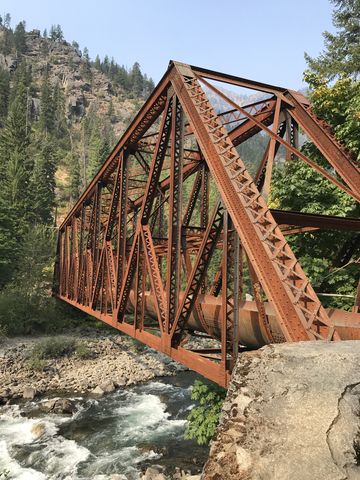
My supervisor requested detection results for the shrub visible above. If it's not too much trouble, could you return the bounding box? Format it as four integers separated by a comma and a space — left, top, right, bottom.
0, 324, 7, 344
75, 342, 92, 359
26, 357, 48, 371
185, 379, 226, 445
29, 337, 76, 360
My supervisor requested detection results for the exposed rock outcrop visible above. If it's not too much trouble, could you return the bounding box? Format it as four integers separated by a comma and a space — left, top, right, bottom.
203, 341, 360, 480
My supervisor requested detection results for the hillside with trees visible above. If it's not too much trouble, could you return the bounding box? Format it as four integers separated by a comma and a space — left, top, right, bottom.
0, 16, 155, 333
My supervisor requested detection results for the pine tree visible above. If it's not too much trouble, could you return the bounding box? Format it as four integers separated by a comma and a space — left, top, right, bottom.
102, 55, 110, 74
68, 152, 81, 203
43, 28, 47, 38
14, 21, 27, 55
4, 13, 11, 28
0, 67, 10, 126
130, 62, 144, 96
81, 47, 92, 81
107, 99, 116, 123
49, 24, 63, 42
0, 25, 14, 55
0, 192, 18, 286
39, 67, 55, 134
305, 0, 360, 78
0, 64, 33, 278
30, 136, 56, 225
94, 54, 101, 71
116, 65, 129, 90
52, 82, 67, 138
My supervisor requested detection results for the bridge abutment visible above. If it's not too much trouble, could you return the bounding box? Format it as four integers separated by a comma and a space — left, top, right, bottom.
202, 341, 360, 480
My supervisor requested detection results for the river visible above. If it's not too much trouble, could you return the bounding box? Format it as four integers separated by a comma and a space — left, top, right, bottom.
0, 372, 208, 479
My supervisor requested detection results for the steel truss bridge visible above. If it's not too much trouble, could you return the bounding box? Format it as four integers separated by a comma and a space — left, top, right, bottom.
54, 61, 360, 387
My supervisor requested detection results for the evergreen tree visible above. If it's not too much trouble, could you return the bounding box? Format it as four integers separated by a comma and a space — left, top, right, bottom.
81, 47, 92, 81
49, 24, 63, 42
68, 152, 81, 202
14, 21, 27, 54
43, 28, 47, 38
52, 82, 67, 138
0, 25, 14, 55
0, 67, 10, 126
94, 54, 101, 71
39, 67, 55, 134
0, 192, 18, 286
0, 64, 32, 278
116, 65, 129, 90
130, 62, 143, 96
271, 0, 360, 310
30, 136, 56, 225
107, 99, 116, 123
102, 55, 110, 74
305, 0, 360, 78
4, 13, 11, 28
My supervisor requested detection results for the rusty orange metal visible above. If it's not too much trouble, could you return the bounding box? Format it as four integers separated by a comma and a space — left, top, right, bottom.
54, 62, 360, 388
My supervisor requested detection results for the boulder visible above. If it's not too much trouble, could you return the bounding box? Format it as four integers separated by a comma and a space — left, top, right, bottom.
31, 422, 46, 439
203, 341, 360, 480
0, 388, 12, 404
22, 386, 37, 400
114, 377, 126, 387
92, 385, 105, 396
40, 398, 77, 414
99, 380, 115, 393
142, 467, 166, 480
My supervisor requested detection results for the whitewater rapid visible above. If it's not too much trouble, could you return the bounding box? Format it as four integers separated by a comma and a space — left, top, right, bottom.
0, 374, 207, 479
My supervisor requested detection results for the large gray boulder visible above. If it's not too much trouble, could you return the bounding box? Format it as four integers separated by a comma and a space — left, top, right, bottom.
203, 341, 360, 480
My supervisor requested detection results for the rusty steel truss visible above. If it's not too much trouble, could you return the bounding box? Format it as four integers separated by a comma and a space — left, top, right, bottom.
54, 61, 360, 387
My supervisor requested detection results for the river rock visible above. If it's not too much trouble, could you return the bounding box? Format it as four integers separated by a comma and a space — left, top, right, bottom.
92, 385, 105, 396
40, 398, 77, 414
22, 386, 37, 400
31, 422, 46, 439
203, 341, 360, 480
100, 380, 115, 393
0, 388, 12, 404
114, 377, 126, 387
142, 467, 166, 480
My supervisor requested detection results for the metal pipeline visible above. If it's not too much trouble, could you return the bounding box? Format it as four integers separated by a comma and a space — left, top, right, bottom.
128, 291, 360, 348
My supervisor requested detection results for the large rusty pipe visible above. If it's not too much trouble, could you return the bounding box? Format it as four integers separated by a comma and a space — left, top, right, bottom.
128, 291, 360, 348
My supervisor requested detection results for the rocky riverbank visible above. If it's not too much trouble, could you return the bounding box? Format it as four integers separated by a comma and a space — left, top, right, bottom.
0, 328, 183, 404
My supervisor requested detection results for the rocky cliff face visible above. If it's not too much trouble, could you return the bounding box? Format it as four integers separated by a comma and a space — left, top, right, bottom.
203, 341, 360, 480
0, 26, 140, 137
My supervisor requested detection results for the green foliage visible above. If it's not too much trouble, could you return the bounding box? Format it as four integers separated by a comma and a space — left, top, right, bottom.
0, 324, 7, 344
0, 67, 10, 125
29, 337, 77, 360
305, 0, 360, 79
93, 57, 154, 98
26, 338, 92, 368
75, 342, 93, 359
185, 380, 226, 445
0, 225, 83, 334
271, 0, 360, 311
14, 21, 27, 54
26, 356, 48, 371
39, 68, 55, 134
30, 136, 57, 225
49, 24, 63, 42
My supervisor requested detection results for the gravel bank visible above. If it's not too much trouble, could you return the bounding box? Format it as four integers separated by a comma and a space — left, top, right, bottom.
0, 328, 183, 403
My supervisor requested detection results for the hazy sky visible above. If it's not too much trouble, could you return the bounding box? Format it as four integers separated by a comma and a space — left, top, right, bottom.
1, 0, 334, 89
